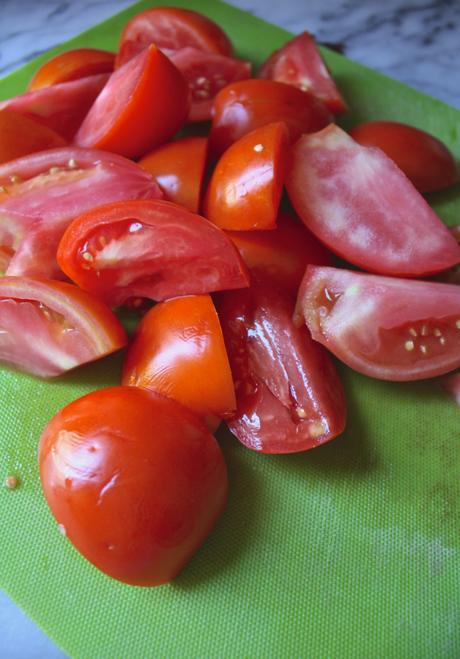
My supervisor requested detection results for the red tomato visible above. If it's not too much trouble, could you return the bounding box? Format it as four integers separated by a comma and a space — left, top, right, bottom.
39, 386, 227, 586
116, 6, 233, 68
227, 212, 332, 294
0, 147, 162, 278
122, 295, 236, 431
0, 74, 109, 140
28, 48, 115, 90
138, 137, 208, 213
349, 121, 457, 193
286, 124, 460, 277
296, 266, 460, 381
75, 45, 190, 159
57, 199, 249, 307
440, 372, 460, 407
218, 276, 346, 453
167, 48, 251, 122
259, 32, 347, 114
204, 122, 289, 231
210, 79, 332, 156
0, 276, 126, 377
0, 109, 66, 164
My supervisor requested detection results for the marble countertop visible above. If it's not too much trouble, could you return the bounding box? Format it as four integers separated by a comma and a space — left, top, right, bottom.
0, 1, 459, 657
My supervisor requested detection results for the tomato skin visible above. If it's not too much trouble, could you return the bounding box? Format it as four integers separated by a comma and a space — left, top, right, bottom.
0, 276, 126, 377
138, 137, 208, 213
0, 110, 66, 164
297, 266, 460, 381
349, 121, 457, 193
122, 295, 235, 431
210, 79, 332, 156
39, 386, 227, 586
75, 45, 190, 159
28, 48, 115, 90
116, 6, 233, 68
204, 122, 289, 231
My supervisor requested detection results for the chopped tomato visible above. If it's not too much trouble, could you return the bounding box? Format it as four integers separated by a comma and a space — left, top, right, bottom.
122, 295, 236, 431
138, 137, 208, 213
258, 32, 347, 114
218, 276, 346, 453
0, 74, 109, 140
57, 199, 249, 307
296, 266, 460, 381
116, 6, 233, 68
286, 124, 460, 277
75, 45, 190, 159
0, 276, 126, 377
0, 109, 66, 164
28, 48, 115, 90
39, 386, 227, 586
349, 121, 457, 193
210, 79, 332, 155
0, 148, 162, 278
204, 122, 289, 231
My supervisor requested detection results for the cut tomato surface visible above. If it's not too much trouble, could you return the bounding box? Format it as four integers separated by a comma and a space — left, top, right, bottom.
259, 32, 347, 114
0, 147, 162, 278
0, 276, 126, 378
219, 276, 346, 453
0, 109, 66, 164
297, 266, 460, 381
57, 199, 249, 307
28, 48, 115, 90
286, 125, 460, 276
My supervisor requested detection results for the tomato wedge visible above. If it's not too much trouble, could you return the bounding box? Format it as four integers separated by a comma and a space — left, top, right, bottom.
75, 45, 190, 159
0, 109, 66, 164
259, 32, 347, 114
28, 48, 115, 90
122, 294, 236, 431
286, 124, 460, 277
204, 122, 289, 231
57, 199, 249, 307
116, 6, 233, 68
0, 148, 162, 278
219, 276, 346, 453
296, 266, 460, 381
0, 276, 126, 377
0, 74, 109, 140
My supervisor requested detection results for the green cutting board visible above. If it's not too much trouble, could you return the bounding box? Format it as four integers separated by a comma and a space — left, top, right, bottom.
1, 1, 459, 657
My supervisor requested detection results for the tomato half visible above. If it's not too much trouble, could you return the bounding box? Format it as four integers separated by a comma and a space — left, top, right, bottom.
286, 124, 460, 277
39, 386, 227, 586
0, 147, 162, 278
349, 121, 457, 193
296, 266, 460, 381
258, 32, 347, 114
0, 277, 126, 377
122, 294, 236, 430
75, 45, 190, 159
57, 199, 249, 306
28, 48, 115, 90
116, 6, 233, 68
138, 137, 208, 213
204, 122, 289, 231
0, 74, 109, 140
210, 79, 332, 156
218, 276, 346, 453
0, 109, 66, 164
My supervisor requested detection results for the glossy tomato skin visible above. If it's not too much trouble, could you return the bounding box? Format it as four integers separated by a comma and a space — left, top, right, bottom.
204, 122, 289, 231
75, 45, 190, 159
210, 79, 332, 156
219, 276, 346, 453
39, 386, 228, 586
122, 294, 236, 431
0, 109, 66, 164
287, 124, 460, 277
138, 137, 208, 213
116, 6, 233, 68
349, 121, 457, 193
0, 276, 126, 377
259, 32, 347, 114
28, 48, 115, 90
297, 266, 460, 381
57, 199, 249, 307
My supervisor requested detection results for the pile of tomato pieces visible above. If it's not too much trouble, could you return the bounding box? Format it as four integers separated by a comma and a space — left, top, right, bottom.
1, 6, 459, 588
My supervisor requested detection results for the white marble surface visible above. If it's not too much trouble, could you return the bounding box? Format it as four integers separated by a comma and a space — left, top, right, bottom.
0, 1, 459, 657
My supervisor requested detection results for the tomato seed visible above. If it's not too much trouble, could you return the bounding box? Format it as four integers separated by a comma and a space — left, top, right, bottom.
433, 328, 442, 337
420, 325, 429, 336
68, 158, 78, 168
456, 320, 460, 329
420, 344, 428, 354
404, 340, 415, 351
4, 475, 18, 489
253, 143, 264, 153
408, 327, 417, 337
82, 251, 93, 261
